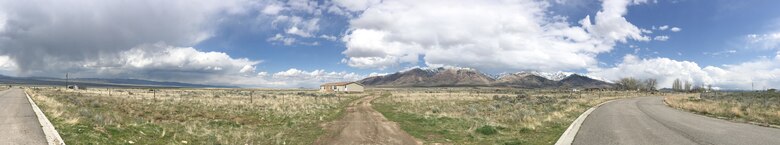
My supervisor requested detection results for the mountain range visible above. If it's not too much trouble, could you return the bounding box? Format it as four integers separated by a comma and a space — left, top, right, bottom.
358, 67, 614, 89
0, 75, 234, 88
0, 67, 612, 89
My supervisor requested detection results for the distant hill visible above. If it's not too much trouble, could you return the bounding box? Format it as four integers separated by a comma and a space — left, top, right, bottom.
359, 67, 494, 87
0, 75, 234, 88
358, 67, 615, 89
557, 74, 614, 88
494, 72, 558, 88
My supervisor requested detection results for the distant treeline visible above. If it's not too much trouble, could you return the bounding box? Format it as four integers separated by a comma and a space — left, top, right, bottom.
615, 77, 721, 92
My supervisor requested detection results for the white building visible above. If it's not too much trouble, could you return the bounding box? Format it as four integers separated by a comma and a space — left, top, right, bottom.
320, 82, 364, 92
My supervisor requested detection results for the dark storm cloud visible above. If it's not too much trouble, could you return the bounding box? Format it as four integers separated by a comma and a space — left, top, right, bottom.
0, 0, 250, 76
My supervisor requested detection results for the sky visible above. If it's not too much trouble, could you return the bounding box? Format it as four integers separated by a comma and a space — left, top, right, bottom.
0, 0, 779, 89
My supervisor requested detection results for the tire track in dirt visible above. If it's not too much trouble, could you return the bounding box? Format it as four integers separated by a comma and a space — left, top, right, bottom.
314, 95, 421, 145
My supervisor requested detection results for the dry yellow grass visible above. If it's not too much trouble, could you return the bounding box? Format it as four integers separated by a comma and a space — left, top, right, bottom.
25, 87, 365, 144
665, 92, 780, 126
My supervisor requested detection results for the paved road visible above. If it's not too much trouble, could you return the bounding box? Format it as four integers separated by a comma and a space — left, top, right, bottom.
314, 95, 420, 145
574, 96, 780, 145
0, 88, 47, 144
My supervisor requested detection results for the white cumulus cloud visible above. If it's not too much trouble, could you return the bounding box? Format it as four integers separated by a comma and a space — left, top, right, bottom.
211, 68, 365, 88
589, 54, 780, 90
262, 4, 285, 15
332, 0, 381, 12
269, 68, 364, 87
588, 54, 713, 88
654, 35, 670, 41
0, 55, 16, 75
746, 32, 780, 50
658, 25, 669, 30
670, 27, 682, 32
702, 55, 780, 89
341, 0, 650, 72
81, 44, 261, 84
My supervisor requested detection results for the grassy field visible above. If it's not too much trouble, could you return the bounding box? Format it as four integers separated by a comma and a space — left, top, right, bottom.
665, 91, 780, 127
371, 88, 645, 145
25, 87, 365, 144
22, 86, 652, 144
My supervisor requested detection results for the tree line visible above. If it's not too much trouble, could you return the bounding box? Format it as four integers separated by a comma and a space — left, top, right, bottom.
615, 78, 709, 92
615, 77, 657, 91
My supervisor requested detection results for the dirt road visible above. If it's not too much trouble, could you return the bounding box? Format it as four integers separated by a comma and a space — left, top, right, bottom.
315, 95, 420, 145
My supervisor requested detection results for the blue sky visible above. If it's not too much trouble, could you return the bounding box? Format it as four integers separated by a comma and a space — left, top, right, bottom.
199, 0, 780, 74
611, 0, 780, 66
0, 0, 779, 89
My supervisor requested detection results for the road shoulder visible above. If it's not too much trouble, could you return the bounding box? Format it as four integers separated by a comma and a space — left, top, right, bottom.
554, 99, 617, 145
24, 88, 65, 145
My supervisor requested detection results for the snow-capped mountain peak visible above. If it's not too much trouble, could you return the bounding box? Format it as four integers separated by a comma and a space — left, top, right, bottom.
511, 71, 573, 81
582, 75, 614, 83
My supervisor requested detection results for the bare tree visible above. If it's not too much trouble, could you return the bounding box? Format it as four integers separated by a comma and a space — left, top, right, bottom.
684, 80, 692, 91
643, 78, 657, 91
692, 85, 705, 92
672, 78, 682, 92
617, 77, 641, 91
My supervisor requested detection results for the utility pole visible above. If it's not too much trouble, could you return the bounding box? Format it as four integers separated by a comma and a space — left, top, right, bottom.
65, 73, 68, 88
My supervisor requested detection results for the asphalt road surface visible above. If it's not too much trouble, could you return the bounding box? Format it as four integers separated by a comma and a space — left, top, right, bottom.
574, 96, 780, 145
314, 95, 420, 145
0, 88, 47, 144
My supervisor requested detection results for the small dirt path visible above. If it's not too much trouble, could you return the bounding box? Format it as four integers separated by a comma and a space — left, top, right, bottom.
314, 95, 421, 145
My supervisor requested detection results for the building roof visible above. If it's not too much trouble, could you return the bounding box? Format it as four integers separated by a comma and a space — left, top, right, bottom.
321, 82, 361, 86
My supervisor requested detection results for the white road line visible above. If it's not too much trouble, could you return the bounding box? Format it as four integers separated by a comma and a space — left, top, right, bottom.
554, 99, 616, 145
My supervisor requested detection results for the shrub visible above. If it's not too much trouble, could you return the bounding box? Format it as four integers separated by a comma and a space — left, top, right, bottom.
515, 92, 529, 99
319, 93, 336, 98
380, 92, 392, 98
503, 140, 526, 145
476, 125, 497, 135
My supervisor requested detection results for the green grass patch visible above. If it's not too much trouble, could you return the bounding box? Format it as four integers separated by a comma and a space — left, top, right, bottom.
476, 125, 498, 135
369, 89, 638, 145
374, 102, 570, 145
